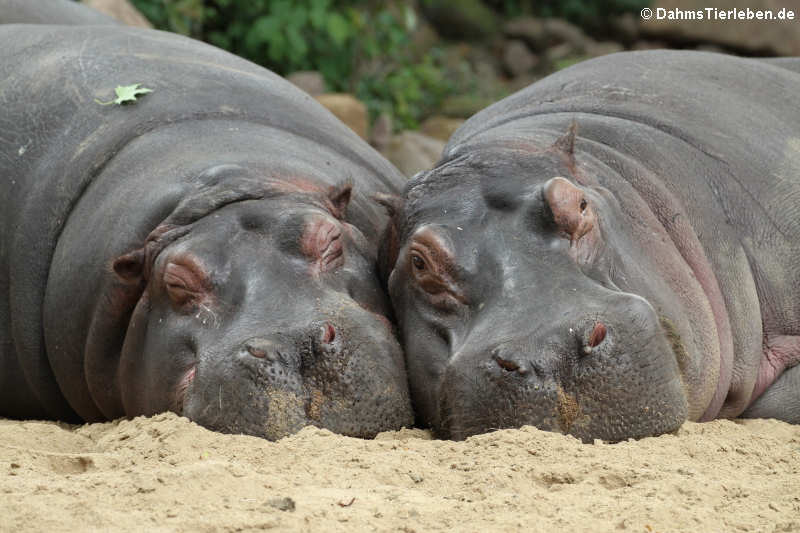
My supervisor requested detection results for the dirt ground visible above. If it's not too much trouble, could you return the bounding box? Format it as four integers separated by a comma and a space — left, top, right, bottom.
1, 413, 798, 532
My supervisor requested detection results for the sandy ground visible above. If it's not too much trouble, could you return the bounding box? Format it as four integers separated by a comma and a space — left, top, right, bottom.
1, 414, 798, 532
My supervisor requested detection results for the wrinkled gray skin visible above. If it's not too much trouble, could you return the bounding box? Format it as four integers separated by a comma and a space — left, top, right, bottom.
0, 20, 413, 439
381, 50, 800, 442
0, 0, 119, 25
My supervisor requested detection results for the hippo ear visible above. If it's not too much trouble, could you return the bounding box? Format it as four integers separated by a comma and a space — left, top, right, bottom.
552, 121, 578, 157
372, 192, 404, 284
112, 248, 145, 282
372, 192, 403, 218
543, 176, 595, 244
327, 181, 353, 219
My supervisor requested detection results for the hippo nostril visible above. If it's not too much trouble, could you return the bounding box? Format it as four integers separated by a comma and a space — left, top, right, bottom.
320, 322, 336, 344
589, 322, 607, 347
494, 355, 519, 372
247, 344, 267, 358
582, 322, 607, 355
245, 338, 277, 359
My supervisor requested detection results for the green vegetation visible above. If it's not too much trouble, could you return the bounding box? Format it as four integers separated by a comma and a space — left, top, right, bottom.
130, 0, 452, 129
129, 0, 650, 128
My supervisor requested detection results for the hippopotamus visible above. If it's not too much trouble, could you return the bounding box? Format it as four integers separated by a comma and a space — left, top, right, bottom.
0, 18, 413, 439
0, 0, 119, 25
378, 50, 800, 442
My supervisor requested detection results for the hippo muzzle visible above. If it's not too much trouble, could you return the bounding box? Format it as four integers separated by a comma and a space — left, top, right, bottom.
438, 290, 688, 442
182, 312, 409, 440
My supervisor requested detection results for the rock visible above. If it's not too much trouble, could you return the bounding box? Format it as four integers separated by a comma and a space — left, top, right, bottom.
543, 18, 589, 49
631, 40, 670, 50
420, 116, 465, 142
266, 497, 295, 512
315, 94, 368, 141
609, 13, 641, 44
420, 0, 499, 41
504, 17, 547, 49
287, 71, 326, 97
640, 0, 800, 56
504, 17, 589, 51
82, 0, 151, 27
503, 39, 539, 76
410, 21, 441, 60
370, 113, 393, 151
583, 40, 625, 58
545, 42, 577, 63
381, 132, 445, 177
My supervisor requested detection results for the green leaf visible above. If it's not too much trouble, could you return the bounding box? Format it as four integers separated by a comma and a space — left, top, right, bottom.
285, 24, 309, 66
95, 83, 153, 106
308, 0, 330, 29
326, 13, 350, 47
246, 15, 280, 52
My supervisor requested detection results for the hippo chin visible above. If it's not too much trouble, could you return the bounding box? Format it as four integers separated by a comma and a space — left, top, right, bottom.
0, 21, 412, 439
379, 50, 800, 442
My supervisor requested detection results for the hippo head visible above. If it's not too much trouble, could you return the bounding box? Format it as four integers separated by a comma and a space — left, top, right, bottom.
108, 165, 412, 440
378, 126, 701, 442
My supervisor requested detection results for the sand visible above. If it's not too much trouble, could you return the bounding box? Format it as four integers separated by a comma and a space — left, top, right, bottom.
1, 414, 798, 532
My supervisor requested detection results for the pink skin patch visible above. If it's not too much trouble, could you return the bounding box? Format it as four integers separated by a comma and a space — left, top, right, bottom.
407, 228, 468, 309
321, 322, 336, 344
750, 335, 800, 402
544, 177, 603, 265
301, 218, 344, 274
588, 322, 607, 348
173, 364, 197, 414
161, 255, 217, 321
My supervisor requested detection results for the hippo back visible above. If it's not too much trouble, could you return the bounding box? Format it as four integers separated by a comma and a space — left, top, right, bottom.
0, 0, 119, 25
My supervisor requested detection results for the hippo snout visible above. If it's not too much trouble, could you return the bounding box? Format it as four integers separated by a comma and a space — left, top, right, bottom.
241, 322, 338, 365
439, 293, 688, 442
490, 321, 609, 375
243, 338, 283, 362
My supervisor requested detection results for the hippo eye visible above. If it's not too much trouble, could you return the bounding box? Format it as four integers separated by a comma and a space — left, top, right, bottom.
164, 262, 207, 307
580, 198, 587, 212
411, 254, 426, 271
302, 218, 344, 273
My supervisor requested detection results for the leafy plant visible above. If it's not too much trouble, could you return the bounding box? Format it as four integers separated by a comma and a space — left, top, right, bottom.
129, 0, 454, 130
130, 0, 204, 36
95, 84, 153, 105
351, 7, 453, 129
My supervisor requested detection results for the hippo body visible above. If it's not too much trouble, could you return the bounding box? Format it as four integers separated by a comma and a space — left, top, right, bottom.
382, 50, 800, 441
0, 0, 119, 25
0, 23, 412, 438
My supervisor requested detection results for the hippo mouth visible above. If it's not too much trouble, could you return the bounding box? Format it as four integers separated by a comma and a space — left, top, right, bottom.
433, 294, 690, 442
173, 364, 197, 415
658, 315, 691, 377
